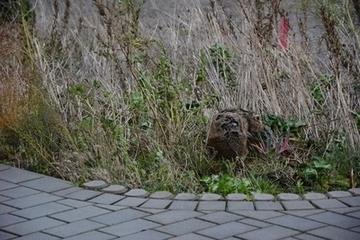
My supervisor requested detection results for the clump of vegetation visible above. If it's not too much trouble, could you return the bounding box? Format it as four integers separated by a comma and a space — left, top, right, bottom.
0, 0, 359, 196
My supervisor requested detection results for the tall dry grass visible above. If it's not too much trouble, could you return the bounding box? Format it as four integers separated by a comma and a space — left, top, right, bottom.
1, 0, 359, 192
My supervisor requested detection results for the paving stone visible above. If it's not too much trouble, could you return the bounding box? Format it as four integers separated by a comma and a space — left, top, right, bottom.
294, 233, 327, 240
95, 203, 127, 211
101, 184, 128, 194
0, 195, 11, 202
52, 187, 84, 197
227, 201, 255, 211
196, 201, 226, 211
133, 207, 167, 214
88, 193, 125, 205
0, 168, 42, 183
308, 226, 360, 240
284, 209, 325, 217
281, 200, 315, 210
254, 201, 284, 211
2, 216, 65, 236
253, 193, 275, 201
326, 190, 353, 198
114, 197, 148, 207
197, 211, 243, 224
236, 225, 299, 240
91, 208, 149, 225
155, 218, 216, 236
0, 230, 17, 240
50, 205, 111, 222
11, 202, 73, 219
265, 215, 326, 231
338, 196, 360, 207
56, 198, 93, 208
44, 219, 105, 238
349, 188, 360, 196
234, 210, 284, 220
311, 199, 348, 209
62, 231, 114, 240
120, 229, 172, 240
2, 192, 62, 209
351, 226, 360, 233
239, 218, 271, 228
124, 188, 149, 198
99, 219, 160, 237
20, 177, 73, 193
307, 211, 360, 228
15, 232, 61, 240
0, 205, 17, 215
0, 214, 27, 228
330, 206, 360, 214
83, 180, 108, 190
168, 200, 198, 210
65, 189, 103, 201
140, 199, 172, 209
303, 192, 327, 200
150, 191, 174, 199
226, 193, 247, 201
347, 210, 360, 219
0, 186, 40, 198
144, 210, 203, 225
0, 180, 20, 191
174, 193, 197, 201
277, 193, 301, 201
200, 193, 222, 201
168, 233, 212, 240
196, 222, 257, 239
0, 164, 11, 171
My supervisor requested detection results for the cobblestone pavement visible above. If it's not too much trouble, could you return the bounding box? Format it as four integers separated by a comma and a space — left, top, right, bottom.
1, 164, 360, 239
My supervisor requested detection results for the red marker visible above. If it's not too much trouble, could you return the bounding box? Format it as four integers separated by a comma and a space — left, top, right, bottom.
279, 17, 289, 51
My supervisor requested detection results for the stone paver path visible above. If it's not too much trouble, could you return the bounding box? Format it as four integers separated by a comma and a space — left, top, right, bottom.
1, 164, 360, 240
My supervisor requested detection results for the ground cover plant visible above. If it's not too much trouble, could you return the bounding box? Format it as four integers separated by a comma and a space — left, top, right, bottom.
0, 0, 359, 196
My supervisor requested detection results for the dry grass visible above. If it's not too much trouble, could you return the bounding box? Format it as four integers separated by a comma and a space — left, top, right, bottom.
1, 0, 359, 193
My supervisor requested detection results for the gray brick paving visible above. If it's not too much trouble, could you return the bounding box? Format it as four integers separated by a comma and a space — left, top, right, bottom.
0, 186, 40, 198
168, 200, 198, 210
50, 205, 111, 222
236, 225, 300, 240
120, 229, 172, 240
99, 219, 161, 237
155, 218, 216, 236
15, 232, 61, 239
197, 211, 243, 224
0, 213, 27, 227
2, 192, 63, 209
63, 231, 115, 240
91, 208, 150, 225
2, 216, 65, 236
197, 221, 257, 239
307, 211, 360, 228
1, 164, 360, 240
307, 226, 360, 240
265, 215, 326, 231
43, 219, 105, 238
11, 202, 73, 219
20, 177, 73, 193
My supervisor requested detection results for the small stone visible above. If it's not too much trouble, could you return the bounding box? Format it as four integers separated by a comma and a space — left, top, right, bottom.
303, 193, 327, 200
327, 191, 352, 198
149, 191, 174, 199
200, 193, 223, 201
277, 193, 302, 201
226, 193, 247, 201
101, 185, 128, 194
349, 188, 360, 196
174, 193, 197, 201
124, 188, 149, 198
253, 193, 275, 201
82, 180, 108, 189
